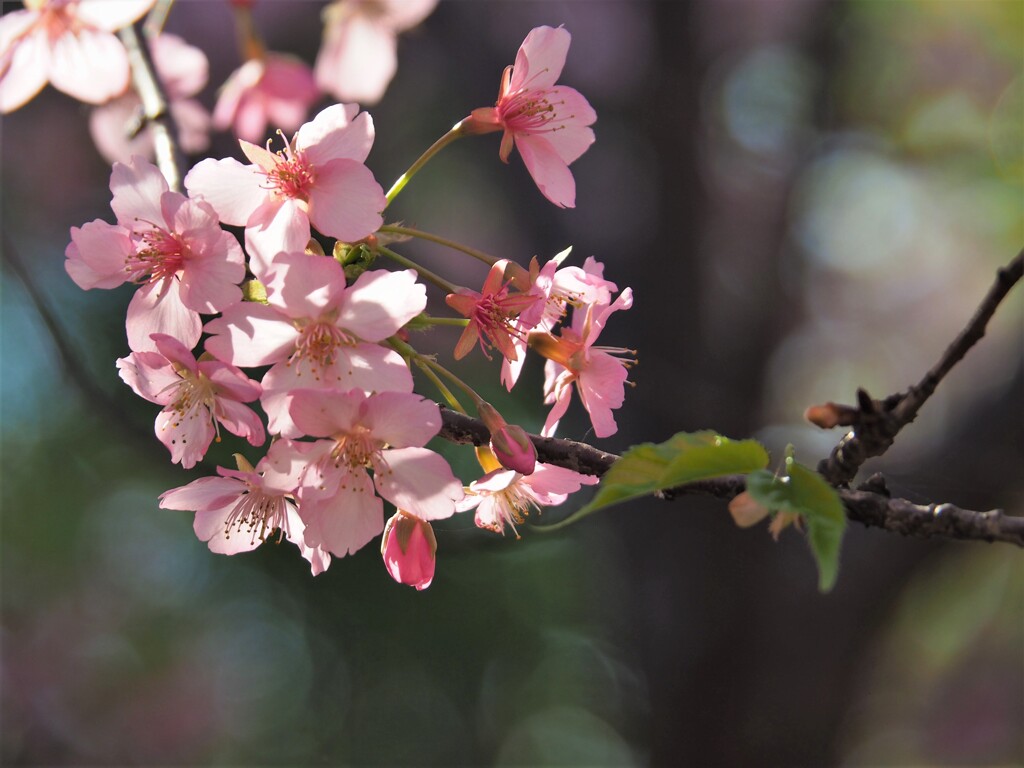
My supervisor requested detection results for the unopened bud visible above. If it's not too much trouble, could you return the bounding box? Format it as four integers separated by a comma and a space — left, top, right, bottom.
804, 402, 857, 429
381, 510, 437, 591
478, 401, 537, 475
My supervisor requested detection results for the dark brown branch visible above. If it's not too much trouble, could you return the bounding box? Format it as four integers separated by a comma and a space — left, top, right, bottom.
437, 409, 1024, 547
816, 248, 1024, 486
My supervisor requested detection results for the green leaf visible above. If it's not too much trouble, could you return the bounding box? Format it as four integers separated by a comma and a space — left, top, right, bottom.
539, 431, 769, 531
746, 459, 847, 592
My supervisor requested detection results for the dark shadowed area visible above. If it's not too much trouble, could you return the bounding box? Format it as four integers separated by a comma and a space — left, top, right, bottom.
2, 1, 1021, 765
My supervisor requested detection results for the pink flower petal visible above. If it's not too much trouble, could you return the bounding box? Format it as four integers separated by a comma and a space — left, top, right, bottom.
170, 98, 211, 155
73, 0, 156, 32
126, 280, 202, 353
287, 387, 364, 439
214, 397, 266, 447
151, 332, 198, 372
515, 133, 576, 208
154, 400, 215, 469
49, 27, 130, 104
244, 198, 312, 279
65, 220, 134, 290
184, 157, 266, 226
335, 269, 425, 341
160, 475, 245, 513
363, 392, 441, 448
306, 159, 385, 243
300, 474, 383, 556
511, 26, 570, 92
315, 15, 397, 105
109, 156, 169, 226
576, 350, 629, 438
0, 20, 49, 113
149, 33, 207, 99
523, 463, 599, 502
331, 343, 414, 395
380, 0, 438, 29
204, 302, 299, 368
298, 104, 374, 165
540, 87, 596, 163
374, 447, 462, 521
200, 361, 261, 402
266, 252, 346, 319
116, 349, 178, 404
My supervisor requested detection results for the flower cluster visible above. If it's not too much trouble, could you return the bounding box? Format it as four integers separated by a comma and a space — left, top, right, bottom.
60, 12, 634, 589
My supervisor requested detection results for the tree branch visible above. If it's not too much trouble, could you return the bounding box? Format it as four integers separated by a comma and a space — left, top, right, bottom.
815, 248, 1024, 486
438, 247, 1024, 554
438, 408, 1024, 546
118, 23, 185, 192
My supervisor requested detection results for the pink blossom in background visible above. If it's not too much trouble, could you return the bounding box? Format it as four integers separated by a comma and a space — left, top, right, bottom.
185, 103, 386, 277
65, 156, 245, 352
203, 252, 424, 437
0, 0, 155, 113
90, 33, 211, 164
530, 285, 635, 439
380, 509, 436, 590
315, 0, 437, 105
159, 444, 332, 575
279, 388, 463, 558
117, 333, 265, 469
445, 259, 540, 362
463, 25, 596, 208
213, 53, 319, 144
456, 463, 599, 537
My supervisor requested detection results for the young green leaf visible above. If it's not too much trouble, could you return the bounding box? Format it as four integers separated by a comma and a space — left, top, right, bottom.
539, 431, 769, 530
746, 458, 847, 592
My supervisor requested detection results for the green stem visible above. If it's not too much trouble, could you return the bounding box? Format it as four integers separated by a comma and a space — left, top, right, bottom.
418, 355, 484, 407
379, 224, 501, 267
385, 123, 466, 206
388, 336, 468, 414
376, 245, 459, 294
416, 360, 466, 414
421, 315, 470, 327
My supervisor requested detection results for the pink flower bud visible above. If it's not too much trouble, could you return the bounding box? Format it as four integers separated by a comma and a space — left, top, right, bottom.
478, 401, 537, 475
381, 511, 437, 591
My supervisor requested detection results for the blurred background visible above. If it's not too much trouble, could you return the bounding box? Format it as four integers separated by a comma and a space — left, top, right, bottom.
2, 0, 1022, 765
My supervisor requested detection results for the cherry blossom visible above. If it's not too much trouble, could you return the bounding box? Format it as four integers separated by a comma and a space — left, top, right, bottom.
204, 252, 424, 437
65, 156, 245, 352
529, 286, 635, 439
0, 0, 155, 113
463, 25, 596, 208
90, 33, 211, 164
501, 251, 619, 390
315, 0, 437, 105
184, 103, 386, 278
117, 333, 265, 469
445, 259, 540, 362
279, 388, 463, 558
213, 53, 319, 144
456, 460, 599, 537
159, 445, 331, 575
381, 509, 436, 590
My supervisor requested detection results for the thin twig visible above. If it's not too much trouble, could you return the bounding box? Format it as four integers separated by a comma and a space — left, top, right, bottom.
118, 24, 185, 191
817, 248, 1024, 486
